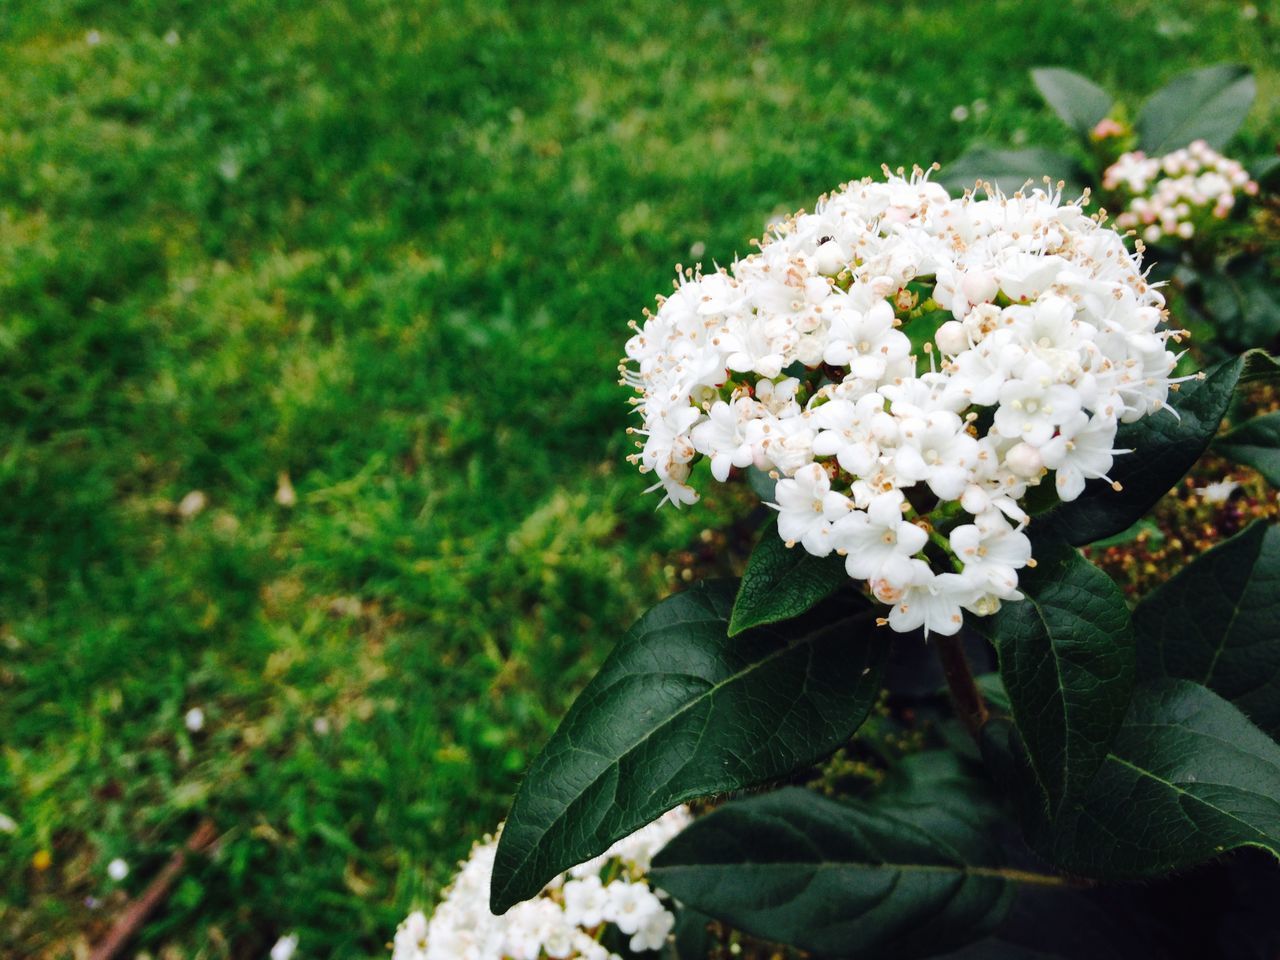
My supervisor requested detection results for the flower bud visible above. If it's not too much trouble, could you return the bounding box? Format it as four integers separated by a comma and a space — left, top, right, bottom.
935, 320, 967, 356
961, 483, 990, 515
814, 240, 847, 276
1005, 442, 1044, 478
961, 268, 998, 307
804, 275, 831, 303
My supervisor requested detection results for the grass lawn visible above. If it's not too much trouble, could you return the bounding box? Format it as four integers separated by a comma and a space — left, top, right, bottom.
1, 0, 1276, 955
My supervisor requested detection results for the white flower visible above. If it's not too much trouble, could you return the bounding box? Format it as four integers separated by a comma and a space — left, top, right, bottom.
887, 570, 979, 637
832, 492, 927, 583
1201, 479, 1240, 504
390, 807, 688, 960
270, 935, 298, 960
1040, 412, 1125, 501
184, 707, 205, 732
563, 876, 608, 928
691, 400, 755, 482
822, 300, 908, 381
774, 463, 845, 557
603, 881, 662, 936
630, 907, 676, 952
1105, 142, 1257, 242
893, 411, 979, 500
949, 512, 1031, 599
621, 168, 1181, 633
107, 858, 129, 881
0, 812, 17, 834
994, 370, 1082, 448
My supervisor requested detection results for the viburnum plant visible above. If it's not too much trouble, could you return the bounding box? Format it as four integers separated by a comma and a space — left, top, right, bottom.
946, 64, 1279, 359
392, 809, 692, 960
479, 168, 1280, 960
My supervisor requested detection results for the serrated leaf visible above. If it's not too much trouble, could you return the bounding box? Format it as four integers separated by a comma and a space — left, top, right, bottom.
729, 517, 849, 636
1137, 64, 1256, 154
939, 148, 1084, 197
1037, 354, 1243, 545
1217, 414, 1280, 488
489, 580, 889, 912
650, 779, 1016, 960
1034, 680, 1280, 878
979, 536, 1134, 818
1136, 521, 1280, 737
1031, 68, 1113, 137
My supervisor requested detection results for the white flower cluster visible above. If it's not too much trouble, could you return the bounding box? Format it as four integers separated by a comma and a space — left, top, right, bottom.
391, 807, 692, 960
1104, 140, 1258, 243
621, 168, 1184, 635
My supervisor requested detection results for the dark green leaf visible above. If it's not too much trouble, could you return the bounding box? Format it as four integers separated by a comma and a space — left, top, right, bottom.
745, 464, 777, 501
1035, 680, 1280, 878
1031, 68, 1113, 136
939, 148, 1083, 196
650, 781, 1016, 959
670, 908, 716, 960
974, 673, 1012, 714
1254, 154, 1280, 189
1088, 518, 1165, 550
489, 580, 889, 912
1197, 259, 1280, 351
1037, 354, 1243, 545
1241, 348, 1280, 383
1137, 64, 1256, 154
1217, 414, 1280, 488
1136, 521, 1280, 737
979, 536, 1134, 817
729, 517, 849, 636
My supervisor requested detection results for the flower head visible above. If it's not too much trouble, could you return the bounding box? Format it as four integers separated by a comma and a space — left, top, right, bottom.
622, 168, 1182, 633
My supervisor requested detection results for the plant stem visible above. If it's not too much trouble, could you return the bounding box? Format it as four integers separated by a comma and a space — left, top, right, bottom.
934, 633, 989, 739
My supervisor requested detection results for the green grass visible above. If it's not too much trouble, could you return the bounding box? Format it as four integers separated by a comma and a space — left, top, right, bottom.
1, 0, 1275, 955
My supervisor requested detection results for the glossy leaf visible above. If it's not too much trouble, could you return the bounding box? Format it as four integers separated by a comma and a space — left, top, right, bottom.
939, 148, 1083, 196
1031, 68, 1113, 136
1137, 64, 1255, 154
1218, 412, 1280, 487
1136, 521, 1280, 737
650, 781, 1016, 959
1037, 354, 1243, 545
1036, 680, 1280, 878
729, 517, 849, 636
980, 536, 1134, 817
489, 580, 889, 912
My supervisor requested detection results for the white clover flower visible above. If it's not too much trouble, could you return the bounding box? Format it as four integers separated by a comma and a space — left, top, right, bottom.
390, 807, 691, 960
621, 167, 1183, 634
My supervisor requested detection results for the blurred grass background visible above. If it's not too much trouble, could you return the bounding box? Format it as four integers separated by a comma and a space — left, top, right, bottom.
0, 0, 1275, 956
